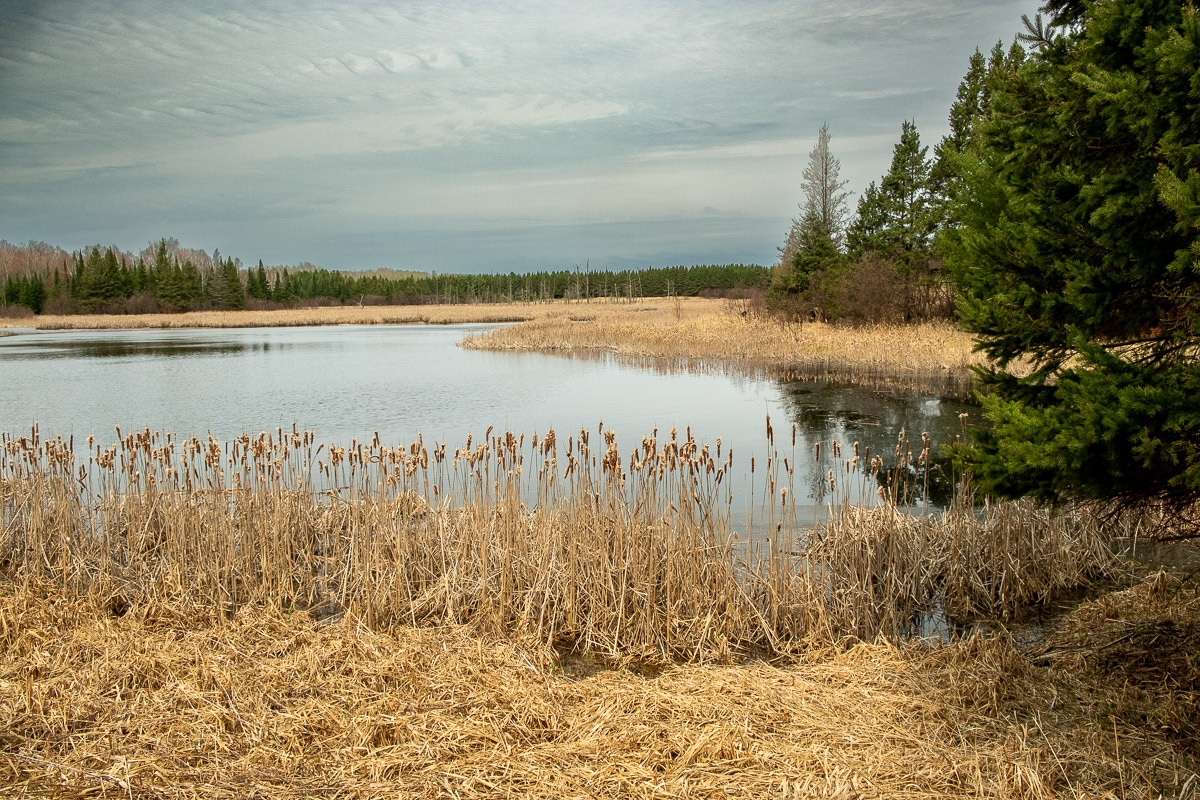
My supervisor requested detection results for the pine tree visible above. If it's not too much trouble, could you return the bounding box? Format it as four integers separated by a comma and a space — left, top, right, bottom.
847, 120, 937, 272
799, 123, 850, 249
222, 258, 245, 310
931, 43, 1026, 233
946, 0, 1200, 518
845, 181, 888, 259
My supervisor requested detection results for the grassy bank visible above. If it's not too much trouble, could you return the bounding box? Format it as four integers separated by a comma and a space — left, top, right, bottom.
461, 299, 985, 394
0, 303, 547, 330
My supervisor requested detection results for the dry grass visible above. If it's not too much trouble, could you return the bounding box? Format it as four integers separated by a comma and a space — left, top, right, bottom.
461, 298, 986, 395
1, 423, 1194, 796
0, 303, 550, 330
1030, 572, 1200, 765
2, 577, 1196, 798
0, 423, 1120, 659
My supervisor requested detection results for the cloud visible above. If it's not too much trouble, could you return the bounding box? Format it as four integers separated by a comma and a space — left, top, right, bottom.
0, 0, 1042, 270
832, 88, 929, 103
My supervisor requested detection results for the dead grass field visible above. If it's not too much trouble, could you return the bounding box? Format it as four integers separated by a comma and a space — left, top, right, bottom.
3, 575, 1197, 799
2, 425, 1197, 797
460, 299, 985, 393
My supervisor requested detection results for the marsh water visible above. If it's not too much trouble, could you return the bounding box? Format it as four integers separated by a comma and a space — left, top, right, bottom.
0, 324, 980, 519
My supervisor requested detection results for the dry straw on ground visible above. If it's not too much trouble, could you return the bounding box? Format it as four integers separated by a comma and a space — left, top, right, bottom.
3, 576, 1197, 799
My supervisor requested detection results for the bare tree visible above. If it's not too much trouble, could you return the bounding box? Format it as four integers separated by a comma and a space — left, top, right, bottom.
778, 123, 851, 267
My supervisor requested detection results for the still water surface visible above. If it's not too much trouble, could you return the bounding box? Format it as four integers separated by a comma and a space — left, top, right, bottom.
0, 324, 979, 516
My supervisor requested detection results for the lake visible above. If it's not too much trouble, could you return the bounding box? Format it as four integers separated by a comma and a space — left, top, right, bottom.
0, 324, 980, 520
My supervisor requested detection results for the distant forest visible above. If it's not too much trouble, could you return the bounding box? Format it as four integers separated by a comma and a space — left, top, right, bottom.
0, 238, 768, 316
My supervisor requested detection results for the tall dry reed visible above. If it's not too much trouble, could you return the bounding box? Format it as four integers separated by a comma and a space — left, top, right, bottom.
461, 299, 986, 395
1, 420, 1118, 661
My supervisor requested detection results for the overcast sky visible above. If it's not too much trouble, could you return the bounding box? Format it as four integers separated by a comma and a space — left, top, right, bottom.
0, 1, 1038, 273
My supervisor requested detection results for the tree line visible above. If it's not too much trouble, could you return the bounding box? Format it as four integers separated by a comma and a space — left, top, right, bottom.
0, 239, 768, 316
778, 0, 1198, 526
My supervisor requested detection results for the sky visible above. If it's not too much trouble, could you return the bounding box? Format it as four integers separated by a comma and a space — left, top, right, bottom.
0, 1, 1039, 273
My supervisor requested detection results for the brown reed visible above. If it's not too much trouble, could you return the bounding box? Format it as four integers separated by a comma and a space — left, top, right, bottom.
1, 420, 1118, 661
461, 298, 988, 396
0, 302, 547, 331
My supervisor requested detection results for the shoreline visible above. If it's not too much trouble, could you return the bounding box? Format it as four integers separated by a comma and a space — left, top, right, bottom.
0, 302, 548, 330
1, 298, 988, 394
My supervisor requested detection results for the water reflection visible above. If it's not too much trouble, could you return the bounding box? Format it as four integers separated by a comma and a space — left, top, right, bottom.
778, 378, 979, 509
0, 332, 298, 361
72, 339, 265, 359
0, 325, 982, 518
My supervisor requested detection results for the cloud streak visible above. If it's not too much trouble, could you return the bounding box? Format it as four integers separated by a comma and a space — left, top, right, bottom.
0, 0, 1039, 270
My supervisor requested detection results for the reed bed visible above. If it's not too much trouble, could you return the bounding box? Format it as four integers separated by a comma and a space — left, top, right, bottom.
1, 421, 1116, 660
3, 424, 1193, 797
461, 299, 986, 395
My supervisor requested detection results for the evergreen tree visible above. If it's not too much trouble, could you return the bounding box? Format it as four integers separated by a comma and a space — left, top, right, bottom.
846, 181, 888, 259
245, 261, 269, 301
203, 249, 225, 308
931, 43, 1026, 233
18, 274, 46, 313
273, 269, 294, 303
847, 121, 937, 273
798, 123, 850, 249
946, 0, 1200, 517
222, 258, 245, 310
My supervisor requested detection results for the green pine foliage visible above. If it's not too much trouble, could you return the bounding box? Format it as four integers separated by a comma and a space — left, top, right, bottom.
0, 238, 768, 316
946, 0, 1200, 513
2, 272, 47, 313
847, 120, 938, 272
930, 43, 1025, 231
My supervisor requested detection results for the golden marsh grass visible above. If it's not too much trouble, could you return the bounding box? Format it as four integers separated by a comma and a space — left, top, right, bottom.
1, 422, 1117, 656
6, 577, 1196, 798
3, 423, 1195, 797
460, 298, 986, 394
0, 303, 547, 330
